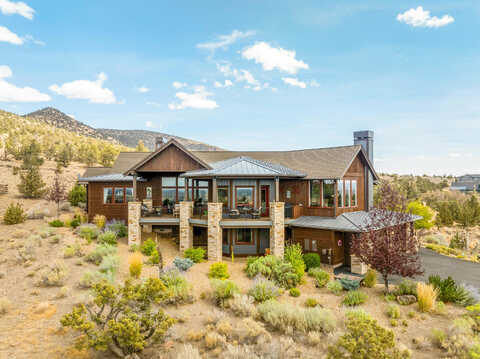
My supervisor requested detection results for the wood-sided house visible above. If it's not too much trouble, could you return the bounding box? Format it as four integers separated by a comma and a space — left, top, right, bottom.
79, 131, 411, 273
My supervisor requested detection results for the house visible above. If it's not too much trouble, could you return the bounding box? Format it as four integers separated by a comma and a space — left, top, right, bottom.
450, 174, 480, 192
79, 130, 412, 274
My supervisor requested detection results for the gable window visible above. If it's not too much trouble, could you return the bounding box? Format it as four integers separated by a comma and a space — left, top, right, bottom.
236, 228, 253, 245
345, 180, 351, 207
351, 180, 357, 206
104, 188, 113, 204
322, 180, 335, 207
337, 180, 344, 207
310, 180, 321, 206
114, 188, 125, 203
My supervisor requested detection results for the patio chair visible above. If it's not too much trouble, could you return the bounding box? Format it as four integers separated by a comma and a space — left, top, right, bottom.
229, 208, 240, 218
251, 207, 261, 219
173, 204, 180, 217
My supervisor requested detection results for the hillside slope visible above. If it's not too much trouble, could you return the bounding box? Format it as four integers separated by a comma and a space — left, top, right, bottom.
25, 107, 223, 151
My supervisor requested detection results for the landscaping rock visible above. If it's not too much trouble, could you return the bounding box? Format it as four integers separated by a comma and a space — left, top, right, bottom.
397, 295, 417, 305
26, 204, 52, 219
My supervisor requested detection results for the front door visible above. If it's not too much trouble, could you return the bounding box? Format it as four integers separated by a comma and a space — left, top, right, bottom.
260, 185, 270, 217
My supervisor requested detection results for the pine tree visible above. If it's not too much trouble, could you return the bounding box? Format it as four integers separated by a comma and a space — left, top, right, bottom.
14, 141, 46, 198
55, 144, 72, 168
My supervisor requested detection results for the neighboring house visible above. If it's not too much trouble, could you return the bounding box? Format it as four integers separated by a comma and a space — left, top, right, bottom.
79, 130, 416, 273
451, 174, 480, 192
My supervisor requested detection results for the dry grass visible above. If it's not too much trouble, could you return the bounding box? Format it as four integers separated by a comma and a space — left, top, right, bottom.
417, 282, 438, 313
128, 252, 143, 278
0, 296, 12, 315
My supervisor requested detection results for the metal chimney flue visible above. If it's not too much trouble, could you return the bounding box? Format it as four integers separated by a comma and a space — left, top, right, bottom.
155, 136, 166, 150
353, 130, 374, 211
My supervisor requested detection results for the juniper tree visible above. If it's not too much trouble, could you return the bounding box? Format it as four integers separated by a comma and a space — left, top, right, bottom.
13, 141, 46, 198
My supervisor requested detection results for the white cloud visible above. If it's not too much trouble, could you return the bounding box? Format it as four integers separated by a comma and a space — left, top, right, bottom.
0, 26, 23, 45
282, 77, 307, 88
145, 121, 154, 128
309, 79, 320, 87
49, 72, 117, 104
197, 30, 255, 51
242, 42, 309, 74
214, 79, 233, 88
216, 63, 259, 86
172, 81, 187, 89
0, 65, 51, 102
135, 86, 149, 93
397, 7, 454, 28
23, 34, 45, 46
0, 0, 34, 19
146, 101, 162, 107
168, 86, 218, 110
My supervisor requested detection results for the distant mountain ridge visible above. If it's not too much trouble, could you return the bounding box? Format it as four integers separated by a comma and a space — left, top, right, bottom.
24, 107, 223, 151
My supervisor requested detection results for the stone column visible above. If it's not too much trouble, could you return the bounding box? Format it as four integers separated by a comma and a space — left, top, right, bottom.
270, 201, 285, 257
208, 202, 223, 261
350, 255, 367, 275
128, 202, 141, 246
179, 201, 193, 252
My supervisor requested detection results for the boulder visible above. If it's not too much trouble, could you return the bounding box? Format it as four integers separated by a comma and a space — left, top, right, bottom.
397, 294, 417, 305
26, 204, 52, 219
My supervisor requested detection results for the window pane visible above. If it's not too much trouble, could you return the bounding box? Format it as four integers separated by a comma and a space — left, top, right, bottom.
195, 188, 208, 203
188, 179, 192, 187
198, 180, 209, 187
351, 180, 357, 206
104, 188, 112, 204
222, 229, 228, 245
146, 187, 152, 199
126, 188, 134, 202
218, 188, 228, 206
236, 229, 253, 244
114, 188, 124, 203
162, 188, 176, 204
162, 177, 176, 186
310, 180, 321, 206
311, 239, 317, 252
337, 180, 344, 207
236, 187, 253, 207
178, 177, 185, 187
345, 180, 351, 207
322, 180, 335, 207
178, 188, 185, 201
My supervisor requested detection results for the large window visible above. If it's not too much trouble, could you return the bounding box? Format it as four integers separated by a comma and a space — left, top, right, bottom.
114, 188, 125, 203
351, 180, 357, 207
104, 188, 113, 204
125, 188, 134, 202
310, 180, 321, 206
322, 180, 335, 207
236, 228, 253, 245
145, 187, 152, 199
162, 177, 177, 205
337, 180, 344, 207
104, 186, 132, 204
344, 180, 351, 207
236, 187, 254, 208
193, 180, 209, 204
218, 187, 229, 206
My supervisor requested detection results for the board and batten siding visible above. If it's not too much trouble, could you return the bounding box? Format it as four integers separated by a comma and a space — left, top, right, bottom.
292, 227, 345, 265
87, 181, 134, 222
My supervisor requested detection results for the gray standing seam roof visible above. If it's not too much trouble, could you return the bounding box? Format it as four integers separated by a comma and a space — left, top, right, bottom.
77, 174, 146, 182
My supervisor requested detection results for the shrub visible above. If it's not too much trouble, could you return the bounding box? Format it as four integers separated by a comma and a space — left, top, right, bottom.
289, 287, 300, 297
141, 238, 157, 256
63, 242, 84, 258
85, 244, 117, 265
394, 279, 418, 298
428, 275, 475, 306
431, 328, 447, 348
327, 311, 410, 359
363, 269, 377, 288
105, 219, 127, 238
343, 290, 368, 306
466, 303, 480, 333
173, 257, 194, 271
97, 231, 117, 246
308, 268, 330, 288
248, 277, 280, 302
128, 252, 143, 278
208, 262, 230, 280
78, 271, 105, 288
449, 232, 466, 250
38, 262, 67, 287
68, 184, 86, 206
176, 344, 201, 359
417, 282, 437, 313
245, 255, 300, 289
210, 279, 239, 307
3, 202, 26, 225
305, 298, 319, 308
49, 219, 64, 227
93, 214, 106, 229
129, 243, 140, 252
284, 243, 305, 280
230, 294, 258, 317
303, 253, 321, 271
148, 249, 160, 265
77, 224, 99, 241
327, 280, 343, 295
184, 247, 205, 263
257, 299, 336, 333
339, 277, 360, 291
61, 279, 175, 357
386, 304, 401, 319
69, 218, 80, 228
159, 269, 193, 304
99, 254, 119, 281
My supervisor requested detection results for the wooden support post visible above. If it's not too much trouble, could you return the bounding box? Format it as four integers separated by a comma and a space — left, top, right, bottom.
184, 177, 188, 201
274, 177, 280, 201
212, 177, 218, 202
133, 173, 138, 201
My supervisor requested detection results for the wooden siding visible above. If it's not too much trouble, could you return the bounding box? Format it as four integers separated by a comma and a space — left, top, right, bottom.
137, 144, 205, 172
87, 181, 132, 222
292, 227, 344, 265
336, 155, 366, 215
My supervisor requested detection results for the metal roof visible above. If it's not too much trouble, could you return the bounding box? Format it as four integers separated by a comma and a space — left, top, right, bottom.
78, 174, 146, 183
181, 156, 305, 178
220, 219, 273, 228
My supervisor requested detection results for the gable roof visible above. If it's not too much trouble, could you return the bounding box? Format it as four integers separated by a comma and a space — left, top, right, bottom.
123, 138, 211, 175
181, 156, 306, 178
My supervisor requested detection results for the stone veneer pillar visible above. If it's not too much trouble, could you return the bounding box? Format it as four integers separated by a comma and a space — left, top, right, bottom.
350, 255, 367, 275
207, 202, 223, 261
270, 202, 285, 257
179, 201, 193, 252
128, 202, 141, 246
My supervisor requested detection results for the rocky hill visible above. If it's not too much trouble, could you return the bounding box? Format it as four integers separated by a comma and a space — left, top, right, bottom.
24, 107, 222, 151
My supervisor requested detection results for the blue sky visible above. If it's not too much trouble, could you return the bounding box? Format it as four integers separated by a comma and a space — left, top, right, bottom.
0, 0, 479, 175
